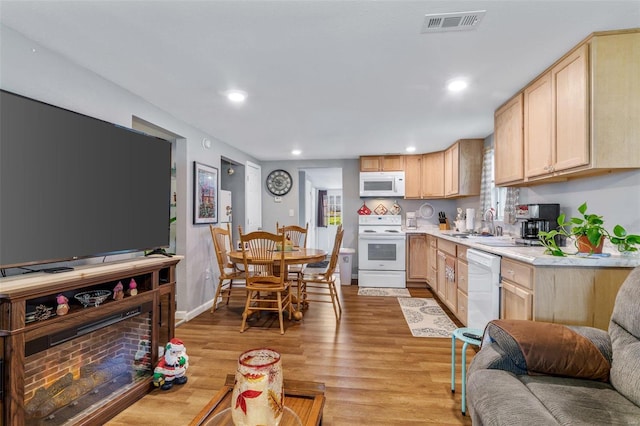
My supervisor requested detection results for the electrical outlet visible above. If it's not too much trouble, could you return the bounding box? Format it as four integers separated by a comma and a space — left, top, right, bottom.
289, 209, 294, 217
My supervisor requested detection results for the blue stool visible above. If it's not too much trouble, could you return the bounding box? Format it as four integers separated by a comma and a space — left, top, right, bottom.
451, 327, 483, 415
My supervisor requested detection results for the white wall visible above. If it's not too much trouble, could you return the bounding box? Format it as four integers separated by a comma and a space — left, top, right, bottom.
0, 25, 259, 319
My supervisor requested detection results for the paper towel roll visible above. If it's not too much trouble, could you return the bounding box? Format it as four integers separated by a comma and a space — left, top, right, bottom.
466, 208, 476, 231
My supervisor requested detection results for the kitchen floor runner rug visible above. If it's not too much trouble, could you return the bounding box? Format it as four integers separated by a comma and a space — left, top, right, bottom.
357, 287, 411, 297
397, 297, 458, 338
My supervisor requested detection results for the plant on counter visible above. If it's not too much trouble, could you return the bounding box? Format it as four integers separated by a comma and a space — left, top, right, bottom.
538, 202, 640, 256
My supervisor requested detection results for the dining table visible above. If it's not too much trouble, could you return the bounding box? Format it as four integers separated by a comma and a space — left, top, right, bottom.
227, 247, 327, 268
228, 247, 327, 319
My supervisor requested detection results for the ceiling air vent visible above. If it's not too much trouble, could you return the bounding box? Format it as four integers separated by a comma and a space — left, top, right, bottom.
421, 10, 486, 33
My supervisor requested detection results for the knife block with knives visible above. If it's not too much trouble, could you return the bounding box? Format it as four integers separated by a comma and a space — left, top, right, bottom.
438, 212, 450, 230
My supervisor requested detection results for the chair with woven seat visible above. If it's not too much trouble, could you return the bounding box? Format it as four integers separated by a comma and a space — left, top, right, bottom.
238, 227, 293, 334
209, 223, 246, 314
276, 222, 309, 310
299, 225, 344, 321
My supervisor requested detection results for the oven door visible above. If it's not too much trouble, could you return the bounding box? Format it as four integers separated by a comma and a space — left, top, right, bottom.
358, 234, 406, 271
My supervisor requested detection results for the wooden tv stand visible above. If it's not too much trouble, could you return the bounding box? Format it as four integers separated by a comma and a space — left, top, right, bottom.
0, 256, 182, 426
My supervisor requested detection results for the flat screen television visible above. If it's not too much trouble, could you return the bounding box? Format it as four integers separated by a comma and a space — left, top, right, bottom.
0, 89, 172, 271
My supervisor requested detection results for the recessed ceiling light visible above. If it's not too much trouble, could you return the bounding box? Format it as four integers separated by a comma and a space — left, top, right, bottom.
406, 146, 416, 153
291, 149, 301, 156
447, 79, 468, 92
226, 90, 247, 103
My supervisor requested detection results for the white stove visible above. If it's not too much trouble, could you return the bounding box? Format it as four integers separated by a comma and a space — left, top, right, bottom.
358, 215, 406, 288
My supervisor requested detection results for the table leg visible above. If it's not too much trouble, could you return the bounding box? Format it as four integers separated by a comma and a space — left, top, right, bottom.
451, 333, 456, 393
461, 341, 468, 416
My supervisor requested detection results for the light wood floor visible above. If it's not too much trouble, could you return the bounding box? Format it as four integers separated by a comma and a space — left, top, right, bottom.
107, 284, 475, 425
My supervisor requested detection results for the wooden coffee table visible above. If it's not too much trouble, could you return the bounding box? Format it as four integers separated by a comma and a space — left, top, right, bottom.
189, 374, 325, 426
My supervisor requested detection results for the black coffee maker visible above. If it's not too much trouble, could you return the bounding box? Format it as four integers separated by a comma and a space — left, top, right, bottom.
516, 204, 562, 245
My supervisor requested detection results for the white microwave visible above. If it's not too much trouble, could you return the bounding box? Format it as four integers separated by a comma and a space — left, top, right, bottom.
359, 171, 405, 197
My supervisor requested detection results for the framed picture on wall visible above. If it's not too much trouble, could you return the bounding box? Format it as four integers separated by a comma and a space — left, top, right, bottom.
193, 161, 218, 224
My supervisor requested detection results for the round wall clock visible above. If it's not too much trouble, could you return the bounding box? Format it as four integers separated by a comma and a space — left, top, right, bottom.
266, 169, 293, 196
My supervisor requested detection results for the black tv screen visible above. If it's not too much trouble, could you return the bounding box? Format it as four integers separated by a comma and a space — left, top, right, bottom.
0, 89, 171, 270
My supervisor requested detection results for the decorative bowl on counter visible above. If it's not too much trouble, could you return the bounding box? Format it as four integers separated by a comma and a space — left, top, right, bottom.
74, 290, 111, 308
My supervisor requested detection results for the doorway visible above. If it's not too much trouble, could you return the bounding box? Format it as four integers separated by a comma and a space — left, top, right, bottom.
301, 168, 342, 253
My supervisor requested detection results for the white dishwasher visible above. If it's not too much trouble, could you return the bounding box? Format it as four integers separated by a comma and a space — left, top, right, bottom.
466, 249, 501, 331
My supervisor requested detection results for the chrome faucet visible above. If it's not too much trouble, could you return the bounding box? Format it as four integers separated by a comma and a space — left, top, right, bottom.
483, 208, 495, 235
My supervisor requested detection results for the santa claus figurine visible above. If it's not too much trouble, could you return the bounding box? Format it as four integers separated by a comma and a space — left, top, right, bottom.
153, 338, 189, 390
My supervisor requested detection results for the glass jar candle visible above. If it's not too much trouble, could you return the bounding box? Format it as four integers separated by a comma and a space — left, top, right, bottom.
231, 348, 284, 426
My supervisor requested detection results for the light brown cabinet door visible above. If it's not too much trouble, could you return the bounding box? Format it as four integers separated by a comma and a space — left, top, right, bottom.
494, 94, 524, 185
426, 236, 437, 288
407, 234, 428, 281
501, 280, 533, 321
421, 151, 444, 198
553, 44, 590, 172
524, 73, 553, 178
382, 155, 405, 171
444, 144, 459, 196
360, 155, 405, 171
404, 155, 422, 198
436, 251, 447, 301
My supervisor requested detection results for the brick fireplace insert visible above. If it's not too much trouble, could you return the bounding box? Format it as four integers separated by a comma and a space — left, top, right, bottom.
0, 256, 181, 426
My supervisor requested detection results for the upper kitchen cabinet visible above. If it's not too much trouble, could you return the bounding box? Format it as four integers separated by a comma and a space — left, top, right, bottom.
499, 29, 640, 186
494, 93, 524, 185
525, 45, 590, 180
403, 152, 444, 199
360, 155, 405, 172
421, 151, 445, 198
444, 139, 483, 198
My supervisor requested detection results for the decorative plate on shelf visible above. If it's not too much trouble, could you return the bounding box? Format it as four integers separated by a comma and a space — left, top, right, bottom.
74, 290, 111, 308
419, 202, 435, 219
374, 204, 388, 215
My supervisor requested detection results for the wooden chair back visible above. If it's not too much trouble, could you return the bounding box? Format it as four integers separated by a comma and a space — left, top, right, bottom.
276, 222, 309, 248
210, 223, 234, 273
324, 226, 344, 279
239, 229, 287, 285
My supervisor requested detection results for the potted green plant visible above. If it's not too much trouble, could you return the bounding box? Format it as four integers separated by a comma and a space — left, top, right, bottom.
538, 202, 640, 257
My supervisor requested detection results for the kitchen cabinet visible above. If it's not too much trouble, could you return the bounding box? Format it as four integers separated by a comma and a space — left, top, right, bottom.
404, 152, 445, 199
494, 93, 524, 185
407, 234, 428, 282
360, 155, 404, 172
499, 29, 640, 186
421, 151, 445, 198
525, 46, 589, 180
456, 245, 468, 325
499, 256, 631, 330
444, 139, 483, 198
524, 72, 553, 178
500, 258, 534, 321
436, 239, 457, 314
426, 235, 438, 289
403, 155, 422, 198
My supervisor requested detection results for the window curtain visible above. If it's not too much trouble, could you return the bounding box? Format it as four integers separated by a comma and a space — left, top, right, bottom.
479, 147, 494, 216
479, 146, 519, 224
317, 190, 328, 228
503, 187, 519, 224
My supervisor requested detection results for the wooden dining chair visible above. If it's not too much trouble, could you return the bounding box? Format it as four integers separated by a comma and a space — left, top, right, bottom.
238, 228, 293, 334
209, 224, 246, 314
299, 225, 344, 320
277, 222, 309, 310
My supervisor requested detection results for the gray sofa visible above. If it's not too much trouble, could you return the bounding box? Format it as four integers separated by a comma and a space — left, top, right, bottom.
467, 266, 640, 425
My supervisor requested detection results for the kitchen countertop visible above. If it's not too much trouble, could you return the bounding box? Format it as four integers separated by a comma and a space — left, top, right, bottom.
404, 227, 640, 268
